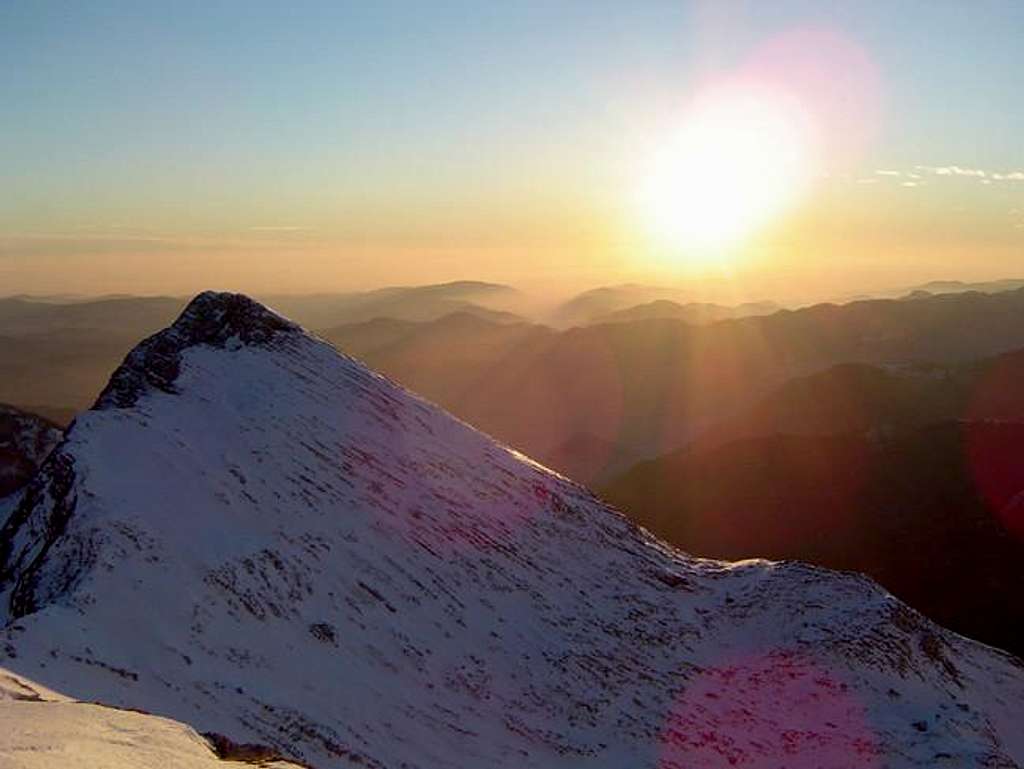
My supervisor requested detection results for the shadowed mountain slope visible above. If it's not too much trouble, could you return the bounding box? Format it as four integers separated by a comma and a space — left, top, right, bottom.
0, 405, 62, 499
690, 350, 1024, 450
603, 422, 1024, 658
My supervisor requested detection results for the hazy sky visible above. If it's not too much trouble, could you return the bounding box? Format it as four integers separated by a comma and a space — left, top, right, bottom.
2, 1, 1023, 300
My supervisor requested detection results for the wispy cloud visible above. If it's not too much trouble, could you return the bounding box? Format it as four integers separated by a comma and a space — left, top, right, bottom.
866, 165, 1024, 188
915, 165, 1024, 181
248, 226, 312, 233
916, 165, 988, 178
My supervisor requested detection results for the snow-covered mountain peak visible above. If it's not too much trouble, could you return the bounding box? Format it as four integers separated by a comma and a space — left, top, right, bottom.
94, 291, 304, 411
1, 292, 1023, 768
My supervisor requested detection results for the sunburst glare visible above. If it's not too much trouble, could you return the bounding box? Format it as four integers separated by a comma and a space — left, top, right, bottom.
637, 84, 818, 262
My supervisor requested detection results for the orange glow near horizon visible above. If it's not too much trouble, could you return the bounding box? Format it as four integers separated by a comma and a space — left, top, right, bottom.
4, 13, 1023, 302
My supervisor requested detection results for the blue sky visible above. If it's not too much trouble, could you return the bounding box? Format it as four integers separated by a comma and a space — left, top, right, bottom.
2, 1, 1023, 295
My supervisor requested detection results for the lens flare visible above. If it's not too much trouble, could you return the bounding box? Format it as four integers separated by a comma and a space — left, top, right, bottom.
660, 650, 879, 768
962, 353, 1024, 542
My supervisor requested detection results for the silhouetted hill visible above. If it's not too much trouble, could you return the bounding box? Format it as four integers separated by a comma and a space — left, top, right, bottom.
263, 280, 523, 327
696, 363, 954, 444
451, 288, 1024, 482
550, 284, 696, 327
316, 317, 421, 358
317, 288, 1024, 486
694, 349, 1024, 449
905, 278, 1024, 296
603, 422, 1024, 658
0, 296, 185, 336
322, 312, 553, 418
0, 405, 62, 498
592, 299, 782, 325
0, 330, 145, 413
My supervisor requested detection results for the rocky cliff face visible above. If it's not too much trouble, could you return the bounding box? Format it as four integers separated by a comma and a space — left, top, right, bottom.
0, 405, 62, 500
1, 292, 1022, 768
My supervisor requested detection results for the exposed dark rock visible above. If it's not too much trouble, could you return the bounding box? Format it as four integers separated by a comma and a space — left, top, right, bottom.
94, 292, 301, 411
203, 731, 295, 765
0, 404, 62, 498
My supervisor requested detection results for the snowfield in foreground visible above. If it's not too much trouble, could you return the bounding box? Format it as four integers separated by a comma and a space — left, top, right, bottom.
1, 292, 1022, 768
0, 666, 300, 768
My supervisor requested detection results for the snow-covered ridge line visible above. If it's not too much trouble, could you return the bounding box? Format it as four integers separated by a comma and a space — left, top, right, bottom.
0, 291, 1022, 768
0, 292, 307, 618
94, 291, 304, 411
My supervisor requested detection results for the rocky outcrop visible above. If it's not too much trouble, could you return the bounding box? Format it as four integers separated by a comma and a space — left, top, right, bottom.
0, 405, 62, 499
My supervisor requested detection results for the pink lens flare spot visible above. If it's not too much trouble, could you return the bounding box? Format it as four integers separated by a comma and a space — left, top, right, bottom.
659, 649, 879, 768
739, 24, 884, 170
962, 352, 1024, 541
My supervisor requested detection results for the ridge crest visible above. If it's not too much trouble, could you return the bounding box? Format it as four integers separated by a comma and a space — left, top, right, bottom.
94, 291, 300, 410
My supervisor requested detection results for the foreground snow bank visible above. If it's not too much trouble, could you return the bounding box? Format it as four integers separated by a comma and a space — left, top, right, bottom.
0, 666, 301, 768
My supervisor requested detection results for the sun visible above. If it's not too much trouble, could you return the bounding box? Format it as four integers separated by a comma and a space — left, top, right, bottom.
637, 84, 817, 260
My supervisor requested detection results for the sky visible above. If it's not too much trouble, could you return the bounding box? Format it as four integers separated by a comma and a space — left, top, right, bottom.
2, 1, 1023, 301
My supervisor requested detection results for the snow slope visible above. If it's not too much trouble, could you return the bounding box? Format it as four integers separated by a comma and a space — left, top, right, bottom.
1, 292, 1022, 768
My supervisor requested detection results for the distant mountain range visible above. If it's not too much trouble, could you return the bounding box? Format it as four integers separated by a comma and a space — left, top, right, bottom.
689, 350, 1024, 448
548, 284, 776, 327
0, 295, 186, 336
262, 280, 525, 327
342, 287, 1024, 485
2, 292, 1022, 767
9, 285, 1024, 475
590, 299, 782, 326
0, 280, 522, 337
0, 282, 523, 419
903, 278, 1024, 297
